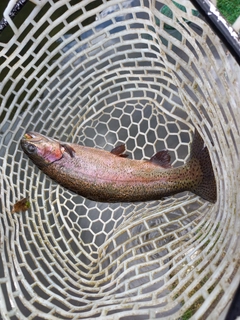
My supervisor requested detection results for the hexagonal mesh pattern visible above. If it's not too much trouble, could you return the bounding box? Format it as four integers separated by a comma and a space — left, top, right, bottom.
0, 0, 240, 319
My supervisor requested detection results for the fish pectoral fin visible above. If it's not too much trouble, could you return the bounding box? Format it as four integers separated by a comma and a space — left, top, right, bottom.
61, 143, 75, 158
150, 150, 171, 168
110, 144, 129, 158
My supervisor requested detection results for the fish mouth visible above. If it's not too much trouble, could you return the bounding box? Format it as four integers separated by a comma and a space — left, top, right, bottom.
22, 132, 51, 143
24, 132, 36, 140
22, 132, 42, 144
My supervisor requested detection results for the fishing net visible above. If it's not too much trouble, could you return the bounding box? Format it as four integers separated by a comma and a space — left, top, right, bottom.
0, 0, 240, 319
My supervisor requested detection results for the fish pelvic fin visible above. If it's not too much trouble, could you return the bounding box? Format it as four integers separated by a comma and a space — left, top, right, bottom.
110, 144, 129, 158
190, 129, 217, 203
150, 150, 171, 168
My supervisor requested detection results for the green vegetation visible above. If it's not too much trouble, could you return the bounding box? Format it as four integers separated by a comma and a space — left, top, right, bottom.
182, 297, 205, 320
217, 0, 240, 24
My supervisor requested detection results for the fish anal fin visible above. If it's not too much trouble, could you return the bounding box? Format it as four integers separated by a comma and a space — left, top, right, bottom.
150, 150, 171, 168
61, 143, 75, 158
110, 144, 129, 158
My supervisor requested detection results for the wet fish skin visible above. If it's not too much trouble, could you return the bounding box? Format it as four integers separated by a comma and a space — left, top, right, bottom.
20, 130, 217, 203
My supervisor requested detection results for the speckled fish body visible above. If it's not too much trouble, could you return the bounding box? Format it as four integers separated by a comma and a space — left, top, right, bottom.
20, 130, 217, 203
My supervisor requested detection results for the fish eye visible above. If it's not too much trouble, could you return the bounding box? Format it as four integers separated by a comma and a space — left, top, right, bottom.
27, 144, 36, 154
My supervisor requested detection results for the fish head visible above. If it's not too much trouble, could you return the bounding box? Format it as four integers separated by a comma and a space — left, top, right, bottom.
21, 132, 64, 167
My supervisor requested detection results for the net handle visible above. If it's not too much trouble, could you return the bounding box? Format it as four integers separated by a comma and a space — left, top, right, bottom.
189, 0, 240, 65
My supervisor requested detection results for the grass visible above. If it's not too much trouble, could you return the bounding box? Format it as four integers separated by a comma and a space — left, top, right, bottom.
217, 0, 240, 24
182, 297, 205, 320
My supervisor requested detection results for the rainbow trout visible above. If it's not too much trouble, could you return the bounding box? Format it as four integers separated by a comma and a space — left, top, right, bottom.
20, 130, 216, 203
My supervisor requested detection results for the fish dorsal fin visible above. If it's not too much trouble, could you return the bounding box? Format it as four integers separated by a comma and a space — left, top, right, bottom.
61, 143, 75, 158
150, 150, 171, 168
110, 144, 129, 158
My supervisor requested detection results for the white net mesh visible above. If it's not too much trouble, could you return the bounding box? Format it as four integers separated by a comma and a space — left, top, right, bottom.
0, 0, 240, 319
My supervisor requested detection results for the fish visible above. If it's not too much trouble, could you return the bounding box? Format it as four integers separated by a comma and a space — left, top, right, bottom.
20, 130, 217, 203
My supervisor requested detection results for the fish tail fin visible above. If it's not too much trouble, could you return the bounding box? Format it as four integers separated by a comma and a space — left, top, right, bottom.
190, 130, 217, 203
